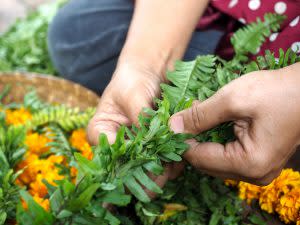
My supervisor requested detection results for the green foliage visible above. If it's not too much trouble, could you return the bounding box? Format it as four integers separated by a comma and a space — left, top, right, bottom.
0, 125, 26, 224
0, 1, 65, 74
231, 13, 285, 58
135, 168, 247, 225
244, 48, 300, 73
1, 11, 297, 225
25, 105, 96, 131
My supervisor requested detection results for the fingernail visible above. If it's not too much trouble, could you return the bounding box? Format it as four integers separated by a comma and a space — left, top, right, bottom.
170, 116, 184, 134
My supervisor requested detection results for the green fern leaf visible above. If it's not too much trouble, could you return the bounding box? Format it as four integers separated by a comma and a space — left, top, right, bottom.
231, 13, 285, 57
161, 55, 216, 111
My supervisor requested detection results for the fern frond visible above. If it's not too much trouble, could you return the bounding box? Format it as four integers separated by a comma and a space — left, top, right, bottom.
26, 106, 96, 131
231, 13, 285, 57
23, 90, 50, 113
44, 125, 74, 160
161, 55, 216, 111
0, 125, 26, 168
244, 48, 300, 73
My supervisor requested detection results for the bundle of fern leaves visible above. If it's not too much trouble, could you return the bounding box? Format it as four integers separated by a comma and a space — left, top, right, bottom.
1, 13, 299, 225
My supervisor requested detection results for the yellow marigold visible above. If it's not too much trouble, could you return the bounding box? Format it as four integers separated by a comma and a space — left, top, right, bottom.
259, 169, 300, 214
273, 169, 300, 194
224, 179, 238, 187
16, 153, 41, 185
238, 182, 262, 205
275, 189, 300, 224
69, 129, 93, 160
47, 155, 65, 165
259, 182, 277, 213
22, 195, 50, 211
5, 108, 31, 125
29, 169, 64, 198
25, 133, 51, 155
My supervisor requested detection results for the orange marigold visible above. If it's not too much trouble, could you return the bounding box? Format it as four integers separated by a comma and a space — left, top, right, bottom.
29, 169, 64, 198
25, 133, 51, 155
22, 195, 50, 211
238, 181, 262, 205
16, 153, 41, 185
5, 108, 31, 125
259, 182, 278, 213
69, 129, 93, 160
276, 189, 300, 224
259, 169, 300, 214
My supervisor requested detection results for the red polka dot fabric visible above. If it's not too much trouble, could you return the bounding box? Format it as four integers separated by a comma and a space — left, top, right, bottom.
198, 0, 300, 59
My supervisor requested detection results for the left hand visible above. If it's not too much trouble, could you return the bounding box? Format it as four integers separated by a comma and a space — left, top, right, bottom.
169, 62, 300, 185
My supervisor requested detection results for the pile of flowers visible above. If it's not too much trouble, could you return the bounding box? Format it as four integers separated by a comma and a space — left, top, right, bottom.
5, 107, 93, 212
226, 169, 300, 224
2, 94, 300, 225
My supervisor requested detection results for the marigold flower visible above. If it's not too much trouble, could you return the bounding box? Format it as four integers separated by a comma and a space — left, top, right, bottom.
259, 182, 277, 213
25, 133, 51, 155
69, 129, 93, 160
259, 169, 300, 214
224, 179, 238, 187
275, 189, 300, 223
16, 153, 41, 184
22, 195, 50, 211
29, 169, 64, 198
238, 182, 262, 205
5, 108, 31, 125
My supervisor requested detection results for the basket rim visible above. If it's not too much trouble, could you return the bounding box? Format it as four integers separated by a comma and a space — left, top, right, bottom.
0, 71, 100, 98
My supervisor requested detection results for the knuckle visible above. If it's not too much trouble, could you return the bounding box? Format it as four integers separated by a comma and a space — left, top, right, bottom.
191, 104, 205, 132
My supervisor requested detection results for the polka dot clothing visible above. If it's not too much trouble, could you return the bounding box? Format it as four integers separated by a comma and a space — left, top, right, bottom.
198, 0, 300, 59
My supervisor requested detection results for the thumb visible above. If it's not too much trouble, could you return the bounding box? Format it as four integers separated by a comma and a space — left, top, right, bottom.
169, 93, 235, 135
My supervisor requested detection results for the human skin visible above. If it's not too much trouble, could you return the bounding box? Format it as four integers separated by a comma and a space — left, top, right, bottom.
87, 0, 209, 191
170, 62, 300, 185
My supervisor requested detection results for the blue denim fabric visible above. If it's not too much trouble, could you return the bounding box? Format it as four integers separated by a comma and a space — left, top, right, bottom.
48, 0, 224, 94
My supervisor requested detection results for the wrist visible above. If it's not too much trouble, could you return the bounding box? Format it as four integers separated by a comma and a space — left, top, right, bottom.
118, 43, 180, 82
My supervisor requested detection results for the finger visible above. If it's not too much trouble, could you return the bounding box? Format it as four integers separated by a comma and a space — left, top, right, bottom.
120, 93, 153, 127
87, 102, 130, 145
169, 92, 237, 135
183, 139, 247, 178
168, 162, 185, 180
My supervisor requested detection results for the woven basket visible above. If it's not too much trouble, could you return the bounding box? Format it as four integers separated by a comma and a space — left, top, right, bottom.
0, 72, 100, 109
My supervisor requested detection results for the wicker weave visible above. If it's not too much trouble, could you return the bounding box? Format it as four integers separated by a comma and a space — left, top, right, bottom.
0, 72, 100, 109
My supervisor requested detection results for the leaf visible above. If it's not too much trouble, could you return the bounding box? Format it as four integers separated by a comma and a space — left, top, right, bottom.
74, 153, 101, 175
101, 190, 131, 206
133, 167, 162, 194
160, 152, 182, 162
100, 183, 116, 191
231, 13, 285, 57
142, 208, 160, 217
0, 211, 7, 225
248, 214, 266, 225
209, 211, 222, 225
19, 190, 55, 225
105, 211, 121, 225
124, 175, 150, 203
67, 183, 101, 212
143, 161, 164, 176
49, 188, 63, 213
56, 210, 73, 219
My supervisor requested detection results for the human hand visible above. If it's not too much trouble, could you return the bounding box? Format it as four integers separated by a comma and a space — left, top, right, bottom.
87, 62, 184, 194
170, 63, 300, 185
